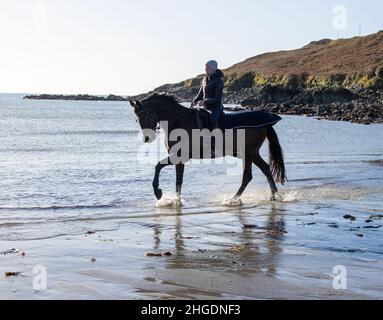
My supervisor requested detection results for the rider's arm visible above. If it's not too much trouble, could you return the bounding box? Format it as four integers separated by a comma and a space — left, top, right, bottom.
191, 85, 203, 107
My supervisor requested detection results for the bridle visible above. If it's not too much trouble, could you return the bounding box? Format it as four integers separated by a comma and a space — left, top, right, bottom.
136, 101, 192, 131
135, 103, 161, 132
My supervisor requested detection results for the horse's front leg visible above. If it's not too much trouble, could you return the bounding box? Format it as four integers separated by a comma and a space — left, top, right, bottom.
175, 163, 185, 199
233, 156, 253, 200
153, 157, 172, 200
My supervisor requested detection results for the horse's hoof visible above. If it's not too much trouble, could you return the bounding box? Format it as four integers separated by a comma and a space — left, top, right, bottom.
222, 198, 242, 207
270, 192, 281, 202
154, 189, 163, 200
173, 197, 184, 208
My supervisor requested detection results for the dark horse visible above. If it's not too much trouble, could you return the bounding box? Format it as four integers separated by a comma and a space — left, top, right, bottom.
130, 94, 287, 203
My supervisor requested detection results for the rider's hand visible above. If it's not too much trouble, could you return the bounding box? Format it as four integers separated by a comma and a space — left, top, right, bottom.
198, 100, 205, 107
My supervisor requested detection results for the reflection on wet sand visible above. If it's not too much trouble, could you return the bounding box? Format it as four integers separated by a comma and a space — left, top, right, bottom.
153, 204, 286, 277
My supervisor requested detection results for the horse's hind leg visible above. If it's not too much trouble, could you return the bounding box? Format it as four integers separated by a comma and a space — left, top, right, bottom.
252, 154, 278, 201
175, 163, 185, 199
233, 156, 253, 200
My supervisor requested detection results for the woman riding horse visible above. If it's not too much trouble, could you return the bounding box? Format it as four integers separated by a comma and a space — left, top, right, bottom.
130, 88, 287, 203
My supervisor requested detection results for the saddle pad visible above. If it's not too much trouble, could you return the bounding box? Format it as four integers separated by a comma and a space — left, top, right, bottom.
218, 110, 282, 130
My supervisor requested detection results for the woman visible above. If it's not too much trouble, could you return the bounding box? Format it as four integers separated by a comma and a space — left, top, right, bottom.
191, 60, 224, 130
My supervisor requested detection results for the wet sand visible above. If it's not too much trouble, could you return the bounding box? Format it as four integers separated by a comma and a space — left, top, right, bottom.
1, 193, 382, 300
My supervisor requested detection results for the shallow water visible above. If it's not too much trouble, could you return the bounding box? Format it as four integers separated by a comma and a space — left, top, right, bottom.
0, 93, 382, 299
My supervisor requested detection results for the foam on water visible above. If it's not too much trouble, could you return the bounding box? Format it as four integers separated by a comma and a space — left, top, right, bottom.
155, 195, 185, 208
215, 184, 383, 206
221, 198, 243, 207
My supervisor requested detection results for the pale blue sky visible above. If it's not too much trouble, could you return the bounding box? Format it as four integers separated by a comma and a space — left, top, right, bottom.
0, 0, 382, 95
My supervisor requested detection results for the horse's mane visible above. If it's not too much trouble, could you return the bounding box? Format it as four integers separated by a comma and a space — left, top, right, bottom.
147, 93, 179, 103
142, 93, 190, 115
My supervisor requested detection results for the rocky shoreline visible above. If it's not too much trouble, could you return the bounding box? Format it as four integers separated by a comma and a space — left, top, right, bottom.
24, 85, 383, 125
224, 85, 383, 125
138, 84, 383, 125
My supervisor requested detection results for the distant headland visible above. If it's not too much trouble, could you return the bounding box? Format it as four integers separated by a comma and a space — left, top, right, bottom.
23, 94, 128, 102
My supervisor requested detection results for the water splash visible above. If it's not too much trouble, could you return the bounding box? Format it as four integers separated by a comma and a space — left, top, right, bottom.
216, 184, 382, 206
155, 195, 185, 208
221, 198, 243, 207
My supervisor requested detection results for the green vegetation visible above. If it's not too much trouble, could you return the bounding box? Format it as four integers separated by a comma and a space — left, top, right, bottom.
221, 71, 383, 91
225, 72, 255, 92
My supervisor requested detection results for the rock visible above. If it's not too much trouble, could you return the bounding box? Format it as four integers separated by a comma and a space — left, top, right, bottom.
258, 85, 295, 104
145, 252, 162, 257
376, 65, 383, 79
144, 251, 172, 257
243, 224, 258, 229
106, 94, 126, 101
5, 272, 21, 277
240, 98, 261, 108
1, 248, 19, 255
308, 39, 332, 46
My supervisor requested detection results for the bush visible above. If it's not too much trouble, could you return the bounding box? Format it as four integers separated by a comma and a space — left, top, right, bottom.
330, 73, 347, 85
226, 72, 255, 92
375, 65, 383, 79
285, 74, 301, 90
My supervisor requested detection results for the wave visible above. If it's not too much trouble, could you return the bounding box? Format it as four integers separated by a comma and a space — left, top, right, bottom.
0, 204, 115, 211
31, 130, 139, 136
288, 159, 383, 165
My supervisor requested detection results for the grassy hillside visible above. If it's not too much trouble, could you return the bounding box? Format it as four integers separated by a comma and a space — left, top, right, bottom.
155, 31, 383, 96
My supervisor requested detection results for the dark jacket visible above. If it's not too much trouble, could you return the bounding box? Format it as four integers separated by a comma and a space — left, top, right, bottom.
193, 69, 225, 111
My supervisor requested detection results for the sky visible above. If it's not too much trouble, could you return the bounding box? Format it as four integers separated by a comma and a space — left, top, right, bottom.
0, 0, 382, 95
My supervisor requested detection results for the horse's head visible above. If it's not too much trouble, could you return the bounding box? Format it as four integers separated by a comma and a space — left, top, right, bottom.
130, 100, 158, 143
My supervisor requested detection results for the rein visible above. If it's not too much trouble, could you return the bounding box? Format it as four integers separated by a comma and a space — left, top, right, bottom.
140, 102, 193, 131
136, 104, 161, 131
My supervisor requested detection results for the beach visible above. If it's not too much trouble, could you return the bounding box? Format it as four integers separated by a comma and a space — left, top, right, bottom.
1, 94, 382, 299
1, 202, 382, 299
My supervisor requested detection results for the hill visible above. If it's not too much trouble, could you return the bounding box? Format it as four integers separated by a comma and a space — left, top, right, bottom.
140, 31, 383, 102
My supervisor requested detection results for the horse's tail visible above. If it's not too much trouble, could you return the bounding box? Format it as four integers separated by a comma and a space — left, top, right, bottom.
266, 126, 287, 185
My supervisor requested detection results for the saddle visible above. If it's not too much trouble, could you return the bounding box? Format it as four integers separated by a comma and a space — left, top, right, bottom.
194, 109, 282, 131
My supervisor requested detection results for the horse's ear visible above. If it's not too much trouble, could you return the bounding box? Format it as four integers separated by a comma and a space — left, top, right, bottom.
129, 100, 136, 108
